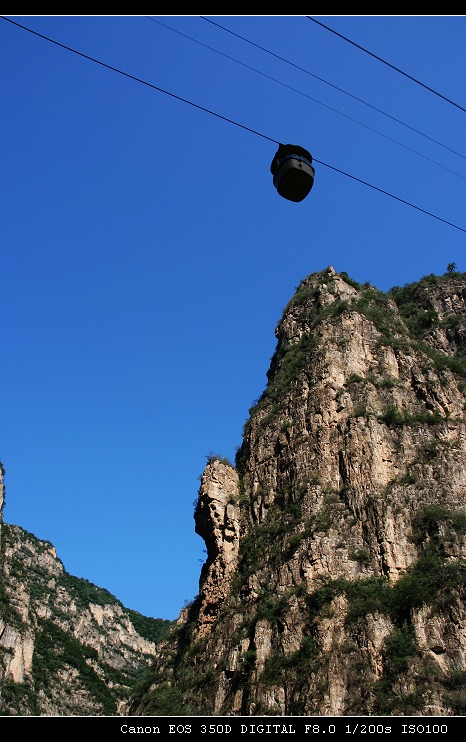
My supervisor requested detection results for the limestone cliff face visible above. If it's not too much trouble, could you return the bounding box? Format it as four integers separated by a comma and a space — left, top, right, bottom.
0, 509, 172, 715
131, 267, 466, 717
194, 459, 241, 636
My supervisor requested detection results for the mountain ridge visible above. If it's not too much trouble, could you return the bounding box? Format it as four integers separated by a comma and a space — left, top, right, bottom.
2, 266, 466, 716
0, 509, 173, 715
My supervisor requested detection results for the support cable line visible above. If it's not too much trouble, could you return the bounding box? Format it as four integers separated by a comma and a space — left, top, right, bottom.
147, 17, 465, 182
0, 17, 275, 145
307, 16, 466, 115
2, 16, 465, 235
313, 158, 466, 233
200, 16, 466, 162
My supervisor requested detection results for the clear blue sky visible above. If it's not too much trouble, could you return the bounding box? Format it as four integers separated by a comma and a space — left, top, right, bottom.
1, 16, 465, 620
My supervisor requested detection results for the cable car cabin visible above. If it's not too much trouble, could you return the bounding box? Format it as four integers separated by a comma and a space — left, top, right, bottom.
270, 144, 315, 202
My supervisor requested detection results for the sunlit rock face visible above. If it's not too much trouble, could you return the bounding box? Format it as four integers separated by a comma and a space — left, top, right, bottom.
0, 511, 172, 715
130, 267, 466, 717
194, 459, 241, 637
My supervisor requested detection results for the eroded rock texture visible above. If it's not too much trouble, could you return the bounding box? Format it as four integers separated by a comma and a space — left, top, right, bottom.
0, 487, 172, 715
131, 267, 466, 717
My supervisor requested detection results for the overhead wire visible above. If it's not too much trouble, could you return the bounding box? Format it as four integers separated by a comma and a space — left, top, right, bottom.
312, 158, 466, 233
147, 17, 466, 182
307, 16, 466, 115
2, 15, 465, 236
200, 16, 466, 162
0, 16, 276, 144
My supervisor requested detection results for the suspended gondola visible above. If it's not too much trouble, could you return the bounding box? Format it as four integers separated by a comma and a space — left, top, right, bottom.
270, 144, 315, 202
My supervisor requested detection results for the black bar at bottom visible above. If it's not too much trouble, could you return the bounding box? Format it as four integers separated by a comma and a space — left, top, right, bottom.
0, 715, 464, 735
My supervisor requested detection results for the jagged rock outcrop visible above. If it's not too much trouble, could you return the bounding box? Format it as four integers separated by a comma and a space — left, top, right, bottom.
195, 459, 241, 636
0, 480, 173, 716
130, 267, 466, 717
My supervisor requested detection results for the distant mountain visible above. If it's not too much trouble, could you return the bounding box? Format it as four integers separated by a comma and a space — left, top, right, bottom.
0, 492, 173, 715
129, 267, 466, 716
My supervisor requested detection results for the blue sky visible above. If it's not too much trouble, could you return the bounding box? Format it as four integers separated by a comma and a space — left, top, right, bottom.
1, 16, 465, 621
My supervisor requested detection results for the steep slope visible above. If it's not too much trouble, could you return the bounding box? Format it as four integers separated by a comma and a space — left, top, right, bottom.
130, 267, 466, 717
0, 481, 173, 715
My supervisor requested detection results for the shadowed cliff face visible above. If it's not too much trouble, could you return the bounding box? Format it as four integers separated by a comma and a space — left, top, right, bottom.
131, 267, 466, 717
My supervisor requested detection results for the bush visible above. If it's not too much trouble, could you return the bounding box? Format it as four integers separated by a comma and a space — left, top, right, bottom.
205, 452, 233, 466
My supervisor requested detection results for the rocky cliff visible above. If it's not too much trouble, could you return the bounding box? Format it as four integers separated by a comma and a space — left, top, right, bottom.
130, 267, 466, 717
0, 472, 172, 715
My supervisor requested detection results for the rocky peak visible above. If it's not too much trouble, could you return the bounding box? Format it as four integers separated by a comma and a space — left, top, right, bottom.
131, 267, 466, 717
